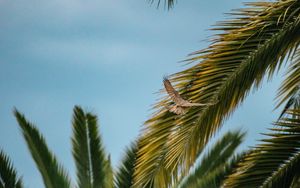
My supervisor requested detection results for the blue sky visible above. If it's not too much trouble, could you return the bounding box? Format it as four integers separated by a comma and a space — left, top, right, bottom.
0, 0, 286, 187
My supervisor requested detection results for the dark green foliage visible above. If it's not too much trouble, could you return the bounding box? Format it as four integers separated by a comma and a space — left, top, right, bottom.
14, 109, 71, 188
148, 0, 176, 10
115, 142, 138, 188
277, 49, 300, 119
0, 150, 23, 188
178, 130, 245, 188
224, 110, 300, 188
1, 107, 133, 188
72, 106, 112, 188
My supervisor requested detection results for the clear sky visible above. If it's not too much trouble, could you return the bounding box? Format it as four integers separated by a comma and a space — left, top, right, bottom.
0, 0, 286, 187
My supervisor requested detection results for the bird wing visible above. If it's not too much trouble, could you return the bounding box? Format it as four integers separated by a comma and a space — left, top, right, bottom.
163, 77, 188, 105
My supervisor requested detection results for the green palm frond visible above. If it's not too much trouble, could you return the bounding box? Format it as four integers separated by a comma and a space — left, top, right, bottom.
115, 142, 138, 188
14, 109, 71, 188
134, 1, 300, 187
104, 155, 114, 188
194, 153, 245, 188
72, 106, 110, 188
148, 0, 176, 10
178, 130, 245, 188
290, 172, 300, 188
0, 150, 23, 188
276, 48, 300, 119
224, 110, 300, 188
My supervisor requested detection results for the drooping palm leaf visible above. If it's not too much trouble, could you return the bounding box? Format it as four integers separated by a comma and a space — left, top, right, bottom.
115, 142, 138, 188
14, 110, 71, 188
134, 1, 300, 187
0, 150, 23, 188
71, 106, 110, 188
224, 109, 300, 188
178, 130, 245, 188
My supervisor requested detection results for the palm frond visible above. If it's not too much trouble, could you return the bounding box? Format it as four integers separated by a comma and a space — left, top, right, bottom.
104, 155, 114, 188
134, 1, 300, 187
115, 142, 138, 188
148, 0, 176, 10
196, 153, 245, 188
224, 110, 300, 188
291, 171, 300, 188
0, 150, 23, 188
276, 48, 300, 119
195, 153, 245, 188
178, 130, 245, 188
14, 109, 71, 188
72, 106, 110, 188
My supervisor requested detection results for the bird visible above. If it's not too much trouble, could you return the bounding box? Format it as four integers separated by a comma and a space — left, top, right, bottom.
163, 77, 217, 115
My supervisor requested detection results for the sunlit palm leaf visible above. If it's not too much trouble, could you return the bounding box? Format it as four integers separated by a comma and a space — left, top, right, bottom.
178, 130, 245, 188
0, 150, 23, 188
134, 1, 300, 187
224, 110, 300, 188
72, 106, 110, 188
115, 142, 138, 188
14, 110, 71, 188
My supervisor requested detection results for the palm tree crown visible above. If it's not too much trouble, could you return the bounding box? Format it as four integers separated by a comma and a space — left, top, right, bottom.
0, 106, 137, 188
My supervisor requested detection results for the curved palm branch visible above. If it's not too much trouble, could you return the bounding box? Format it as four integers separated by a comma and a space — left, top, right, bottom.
115, 142, 138, 188
134, 1, 300, 187
178, 130, 245, 188
71, 106, 111, 188
0, 150, 23, 188
224, 109, 300, 188
14, 110, 71, 188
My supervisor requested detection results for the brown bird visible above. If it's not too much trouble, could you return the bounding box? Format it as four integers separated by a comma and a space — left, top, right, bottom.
163, 77, 216, 115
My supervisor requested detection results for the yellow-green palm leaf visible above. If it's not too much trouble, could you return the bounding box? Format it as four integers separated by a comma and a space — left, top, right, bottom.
134, 1, 300, 187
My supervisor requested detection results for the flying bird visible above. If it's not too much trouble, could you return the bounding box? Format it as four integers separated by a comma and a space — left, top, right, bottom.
163, 77, 217, 115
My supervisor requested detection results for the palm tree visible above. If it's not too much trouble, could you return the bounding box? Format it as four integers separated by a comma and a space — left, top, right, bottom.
0, 106, 137, 188
0, 105, 246, 188
133, 0, 300, 187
